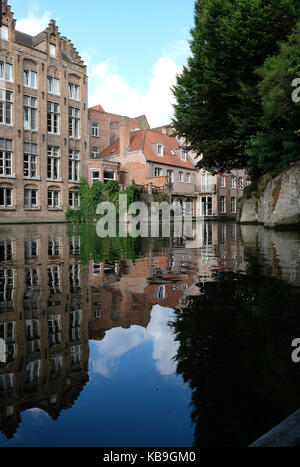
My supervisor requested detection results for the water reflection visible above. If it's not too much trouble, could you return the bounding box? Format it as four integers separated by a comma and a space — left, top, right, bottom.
0, 222, 299, 446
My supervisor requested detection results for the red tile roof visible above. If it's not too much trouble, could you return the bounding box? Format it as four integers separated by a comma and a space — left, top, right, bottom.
99, 129, 196, 170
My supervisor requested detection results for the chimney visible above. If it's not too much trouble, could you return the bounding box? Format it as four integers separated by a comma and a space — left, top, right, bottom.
120, 116, 130, 157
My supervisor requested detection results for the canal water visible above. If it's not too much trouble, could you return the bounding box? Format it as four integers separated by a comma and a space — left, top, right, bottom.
0, 222, 300, 447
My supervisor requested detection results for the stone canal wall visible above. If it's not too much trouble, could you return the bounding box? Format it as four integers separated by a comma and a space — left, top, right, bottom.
239, 160, 300, 228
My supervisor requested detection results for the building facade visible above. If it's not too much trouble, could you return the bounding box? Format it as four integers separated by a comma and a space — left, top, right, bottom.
0, 2, 88, 224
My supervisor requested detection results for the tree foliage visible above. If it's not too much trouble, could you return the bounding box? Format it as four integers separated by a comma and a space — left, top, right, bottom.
66, 178, 141, 223
247, 22, 300, 176
172, 0, 300, 178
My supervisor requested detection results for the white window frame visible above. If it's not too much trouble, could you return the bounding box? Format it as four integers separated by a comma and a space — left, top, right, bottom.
92, 147, 99, 159
156, 144, 164, 157
231, 176, 236, 189
47, 102, 60, 134
68, 82, 80, 101
220, 176, 226, 188
220, 196, 226, 214
0, 89, 12, 126
231, 197, 237, 214
178, 172, 183, 183
69, 107, 80, 138
24, 69, 37, 89
49, 45, 56, 58
92, 123, 99, 137
92, 170, 100, 184
0, 187, 13, 207
0, 138, 13, 176
154, 167, 162, 177
0, 61, 12, 82
48, 190, 60, 208
0, 25, 9, 42
24, 143, 38, 179
24, 189, 38, 208
69, 190, 80, 208
69, 149, 80, 182
47, 76, 60, 95
47, 146, 60, 180
24, 95, 37, 131
186, 173, 191, 183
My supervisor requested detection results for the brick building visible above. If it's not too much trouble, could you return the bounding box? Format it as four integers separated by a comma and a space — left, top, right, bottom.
90, 114, 197, 213
0, 2, 88, 224
153, 124, 249, 219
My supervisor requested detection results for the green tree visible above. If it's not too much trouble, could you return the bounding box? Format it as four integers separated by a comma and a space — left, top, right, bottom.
172, 0, 300, 177
247, 22, 300, 176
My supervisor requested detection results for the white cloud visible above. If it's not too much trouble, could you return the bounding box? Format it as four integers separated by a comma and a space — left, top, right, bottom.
16, 5, 51, 36
89, 56, 183, 128
91, 305, 178, 379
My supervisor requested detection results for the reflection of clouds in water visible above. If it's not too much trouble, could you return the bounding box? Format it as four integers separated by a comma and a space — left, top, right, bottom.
91, 327, 145, 378
147, 305, 178, 376
91, 306, 178, 378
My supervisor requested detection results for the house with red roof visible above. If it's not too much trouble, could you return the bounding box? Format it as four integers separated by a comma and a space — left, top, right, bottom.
88, 113, 198, 214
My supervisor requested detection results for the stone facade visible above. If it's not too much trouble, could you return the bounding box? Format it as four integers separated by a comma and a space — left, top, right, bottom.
239, 161, 300, 228
0, 2, 88, 224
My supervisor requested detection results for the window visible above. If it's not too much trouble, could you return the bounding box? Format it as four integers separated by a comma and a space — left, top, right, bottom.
69, 190, 80, 208
167, 170, 173, 184
0, 25, 9, 41
24, 239, 38, 259
239, 177, 244, 189
0, 240, 13, 262
231, 176, 236, 189
220, 176, 226, 188
24, 69, 37, 89
202, 174, 211, 192
156, 144, 164, 156
24, 96, 37, 130
48, 266, 62, 294
25, 360, 41, 384
158, 285, 166, 300
155, 168, 162, 177
0, 187, 12, 207
186, 173, 191, 183
246, 179, 251, 187
70, 345, 81, 365
48, 190, 60, 208
92, 122, 99, 137
68, 82, 80, 101
69, 107, 80, 138
47, 146, 60, 180
47, 76, 59, 95
92, 262, 101, 276
178, 172, 183, 182
50, 356, 63, 375
24, 189, 37, 208
180, 150, 187, 162
92, 147, 99, 159
49, 45, 56, 58
231, 197, 237, 214
0, 89, 12, 125
0, 62, 12, 81
69, 264, 81, 293
48, 315, 61, 347
69, 149, 80, 182
0, 374, 13, 391
25, 319, 40, 354
104, 171, 115, 183
220, 196, 226, 214
0, 139, 12, 176
24, 143, 38, 178
92, 171, 100, 184
0, 269, 14, 307
47, 102, 59, 134
48, 237, 60, 256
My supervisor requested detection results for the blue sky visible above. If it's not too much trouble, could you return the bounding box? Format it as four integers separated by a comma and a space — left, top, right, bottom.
10, 0, 196, 126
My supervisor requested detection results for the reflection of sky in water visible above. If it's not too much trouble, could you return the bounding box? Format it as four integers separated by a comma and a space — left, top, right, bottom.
0, 305, 193, 447
91, 306, 178, 378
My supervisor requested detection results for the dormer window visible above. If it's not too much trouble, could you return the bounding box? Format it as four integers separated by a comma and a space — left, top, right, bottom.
180, 150, 187, 162
157, 144, 164, 157
50, 45, 56, 58
0, 26, 9, 42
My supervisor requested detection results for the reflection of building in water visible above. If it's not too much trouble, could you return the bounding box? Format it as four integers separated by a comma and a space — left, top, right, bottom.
0, 225, 90, 439
88, 223, 248, 339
